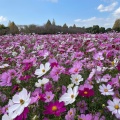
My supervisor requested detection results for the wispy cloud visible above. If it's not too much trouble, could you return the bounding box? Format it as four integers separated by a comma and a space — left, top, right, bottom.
0, 16, 7, 22
74, 17, 100, 23
74, 17, 115, 28
113, 7, 120, 17
97, 2, 118, 12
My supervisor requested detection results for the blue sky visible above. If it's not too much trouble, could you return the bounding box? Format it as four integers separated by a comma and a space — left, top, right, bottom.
0, 0, 120, 28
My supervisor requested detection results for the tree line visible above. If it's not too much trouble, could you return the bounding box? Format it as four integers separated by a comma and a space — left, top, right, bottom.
0, 19, 120, 35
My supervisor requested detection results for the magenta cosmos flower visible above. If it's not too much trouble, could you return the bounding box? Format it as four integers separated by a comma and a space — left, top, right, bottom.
78, 84, 94, 97
117, 63, 120, 71
44, 101, 66, 116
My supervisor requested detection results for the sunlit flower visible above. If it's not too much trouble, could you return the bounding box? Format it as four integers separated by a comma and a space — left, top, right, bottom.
2, 113, 12, 120
59, 86, 78, 105
35, 78, 49, 87
0, 64, 9, 69
107, 98, 120, 115
8, 88, 31, 119
34, 62, 51, 78
70, 74, 83, 85
99, 84, 114, 96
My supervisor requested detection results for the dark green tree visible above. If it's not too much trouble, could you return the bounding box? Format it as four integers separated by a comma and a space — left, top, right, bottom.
112, 19, 120, 31
99, 27, 105, 33
8, 21, 19, 34
92, 25, 99, 33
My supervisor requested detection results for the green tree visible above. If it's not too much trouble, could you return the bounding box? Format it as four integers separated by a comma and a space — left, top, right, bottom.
8, 21, 19, 35
106, 28, 112, 32
112, 19, 120, 31
45, 20, 52, 28
92, 25, 99, 33
99, 27, 105, 33
63, 23, 68, 28
73, 24, 76, 28
52, 19, 56, 26
0, 24, 5, 29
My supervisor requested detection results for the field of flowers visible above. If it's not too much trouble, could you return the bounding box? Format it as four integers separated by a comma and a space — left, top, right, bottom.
0, 33, 120, 120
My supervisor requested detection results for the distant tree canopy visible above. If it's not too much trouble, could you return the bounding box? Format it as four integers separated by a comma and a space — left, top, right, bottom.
8, 21, 19, 35
112, 19, 120, 31
0, 24, 9, 35
0, 18, 119, 35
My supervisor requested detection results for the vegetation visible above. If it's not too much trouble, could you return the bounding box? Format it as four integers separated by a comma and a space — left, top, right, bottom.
1, 18, 120, 35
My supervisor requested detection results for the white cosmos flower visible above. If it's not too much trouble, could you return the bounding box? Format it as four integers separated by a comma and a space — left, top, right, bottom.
12, 52, 17, 57
34, 62, 51, 78
2, 114, 13, 120
59, 86, 78, 105
67, 83, 74, 88
0, 64, 9, 68
7, 88, 31, 119
35, 78, 49, 87
70, 74, 83, 85
99, 84, 114, 96
107, 98, 120, 115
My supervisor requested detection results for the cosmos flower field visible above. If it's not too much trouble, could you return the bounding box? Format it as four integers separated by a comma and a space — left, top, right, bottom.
0, 33, 120, 120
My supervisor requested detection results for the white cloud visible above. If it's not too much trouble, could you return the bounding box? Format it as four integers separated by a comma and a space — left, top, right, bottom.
74, 16, 115, 28
113, 7, 120, 17
74, 19, 81, 22
97, 2, 118, 12
74, 17, 100, 23
0, 16, 7, 22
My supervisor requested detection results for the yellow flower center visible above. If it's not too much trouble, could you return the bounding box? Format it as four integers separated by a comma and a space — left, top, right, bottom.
84, 91, 88, 94
111, 61, 115, 66
52, 106, 57, 111
104, 89, 108, 92
47, 96, 50, 99
20, 99, 25, 105
69, 112, 73, 115
75, 78, 78, 81
42, 69, 45, 72
71, 94, 74, 98
114, 105, 119, 109
98, 57, 100, 60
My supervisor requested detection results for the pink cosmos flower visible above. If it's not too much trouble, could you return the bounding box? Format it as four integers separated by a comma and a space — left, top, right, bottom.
65, 108, 76, 120
49, 58, 58, 68
50, 65, 65, 81
69, 61, 83, 74
44, 101, 66, 116
76, 100, 88, 113
93, 52, 104, 61
0, 72, 12, 86
101, 74, 111, 82
108, 75, 120, 88
44, 82, 53, 92
19, 75, 31, 81
44, 91, 54, 103
8, 69, 16, 78
78, 114, 92, 120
